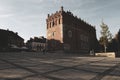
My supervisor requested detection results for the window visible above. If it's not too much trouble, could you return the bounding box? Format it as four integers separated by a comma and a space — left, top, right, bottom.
68, 30, 72, 38
52, 32, 54, 36
55, 20, 57, 25
52, 31, 56, 37
50, 22, 51, 28
52, 21, 54, 27
59, 18, 60, 24
47, 23, 48, 29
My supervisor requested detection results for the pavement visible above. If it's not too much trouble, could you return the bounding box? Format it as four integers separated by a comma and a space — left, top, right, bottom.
0, 52, 120, 80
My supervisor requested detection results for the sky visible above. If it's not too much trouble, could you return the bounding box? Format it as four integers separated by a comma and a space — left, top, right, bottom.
0, 0, 120, 42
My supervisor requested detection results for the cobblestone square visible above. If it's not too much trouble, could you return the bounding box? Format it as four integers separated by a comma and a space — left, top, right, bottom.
0, 52, 120, 80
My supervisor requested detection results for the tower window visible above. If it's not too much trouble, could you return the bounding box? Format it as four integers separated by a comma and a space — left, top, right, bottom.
52, 32, 54, 36
55, 20, 57, 25
47, 23, 48, 29
52, 21, 54, 27
50, 22, 51, 28
59, 18, 60, 24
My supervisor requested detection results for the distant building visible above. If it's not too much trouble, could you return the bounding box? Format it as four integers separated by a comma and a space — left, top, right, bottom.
26, 36, 46, 51
46, 6, 98, 53
0, 29, 24, 51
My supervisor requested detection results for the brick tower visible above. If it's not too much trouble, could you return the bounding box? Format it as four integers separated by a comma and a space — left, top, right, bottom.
46, 6, 98, 53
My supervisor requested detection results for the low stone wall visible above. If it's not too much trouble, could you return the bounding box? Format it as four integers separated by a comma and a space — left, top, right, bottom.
95, 52, 115, 58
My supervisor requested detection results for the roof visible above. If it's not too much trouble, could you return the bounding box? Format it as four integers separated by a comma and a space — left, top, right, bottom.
0, 29, 24, 40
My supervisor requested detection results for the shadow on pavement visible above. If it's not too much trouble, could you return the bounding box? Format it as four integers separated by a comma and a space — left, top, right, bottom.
0, 78, 22, 80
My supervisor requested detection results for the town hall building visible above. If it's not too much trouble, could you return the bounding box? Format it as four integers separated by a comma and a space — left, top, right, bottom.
46, 6, 98, 53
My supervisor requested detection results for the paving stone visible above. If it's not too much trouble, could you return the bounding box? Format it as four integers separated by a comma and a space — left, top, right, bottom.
39, 59, 61, 64
52, 59, 86, 67
0, 61, 16, 70
102, 75, 120, 80
76, 64, 110, 73
27, 64, 63, 73
108, 67, 120, 77
47, 69, 97, 80
0, 68, 33, 79
23, 75, 52, 80
0, 65, 16, 70
14, 61, 42, 67
89, 62, 116, 67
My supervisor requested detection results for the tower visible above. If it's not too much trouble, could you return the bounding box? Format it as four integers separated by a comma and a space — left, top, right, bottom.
46, 7, 97, 53
46, 7, 64, 50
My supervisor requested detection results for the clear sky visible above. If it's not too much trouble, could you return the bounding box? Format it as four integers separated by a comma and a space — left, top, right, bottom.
0, 0, 120, 42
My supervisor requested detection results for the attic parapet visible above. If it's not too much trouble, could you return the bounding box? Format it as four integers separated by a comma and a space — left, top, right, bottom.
47, 6, 96, 30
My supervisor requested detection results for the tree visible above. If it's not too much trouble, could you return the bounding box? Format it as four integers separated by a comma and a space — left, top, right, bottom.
118, 29, 120, 42
117, 29, 120, 52
99, 21, 112, 52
